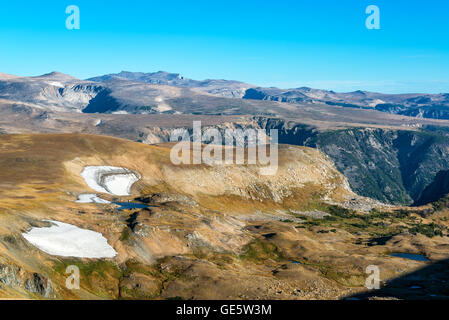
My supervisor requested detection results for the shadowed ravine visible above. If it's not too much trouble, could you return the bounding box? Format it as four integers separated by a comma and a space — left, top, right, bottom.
345, 258, 449, 300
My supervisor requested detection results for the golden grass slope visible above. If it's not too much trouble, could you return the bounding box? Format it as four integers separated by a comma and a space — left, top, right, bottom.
0, 133, 360, 299
0, 133, 356, 213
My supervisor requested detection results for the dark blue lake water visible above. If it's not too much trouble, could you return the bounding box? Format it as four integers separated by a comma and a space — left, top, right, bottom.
390, 253, 430, 262
113, 202, 149, 211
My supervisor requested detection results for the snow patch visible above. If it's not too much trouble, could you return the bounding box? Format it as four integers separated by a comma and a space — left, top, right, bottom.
111, 111, 128, 115
22, 220, 117, 258
366, 99, 385, 107
155, 97, 172, 112
76, 194, 111, 204
47, 81, 64, 88
80, 166, 141, 196
156, 104, 173, 112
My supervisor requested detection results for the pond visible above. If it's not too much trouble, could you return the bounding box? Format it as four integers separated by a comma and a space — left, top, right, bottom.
389, 252, 430, 262
113, 202, 149, 211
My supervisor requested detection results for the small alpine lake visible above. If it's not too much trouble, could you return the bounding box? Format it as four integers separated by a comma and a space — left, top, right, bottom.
389, 252, 430, 262
113, 202, 149, 211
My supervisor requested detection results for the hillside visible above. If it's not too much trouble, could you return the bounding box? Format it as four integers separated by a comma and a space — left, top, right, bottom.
1, 133, 448, 299
0, 133, 357, 299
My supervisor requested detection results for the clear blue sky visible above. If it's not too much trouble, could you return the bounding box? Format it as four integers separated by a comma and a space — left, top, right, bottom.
0, 0, 448, 93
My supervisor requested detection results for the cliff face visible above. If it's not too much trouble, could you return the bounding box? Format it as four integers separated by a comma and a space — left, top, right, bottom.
311, 129, 449, 204
260, 119, 449, 204
414, 170, 449, 206
139, 118, 449, 205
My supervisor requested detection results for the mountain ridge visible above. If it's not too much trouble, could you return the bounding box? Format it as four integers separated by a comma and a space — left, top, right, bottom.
86, 71, 449, 120
1, 70, 448, 119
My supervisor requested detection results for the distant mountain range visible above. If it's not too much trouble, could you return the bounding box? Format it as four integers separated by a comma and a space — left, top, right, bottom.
0, 71, 448, 120
243, 87, 449, 119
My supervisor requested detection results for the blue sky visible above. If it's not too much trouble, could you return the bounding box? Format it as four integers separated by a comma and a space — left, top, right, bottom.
0, 0, 448, 93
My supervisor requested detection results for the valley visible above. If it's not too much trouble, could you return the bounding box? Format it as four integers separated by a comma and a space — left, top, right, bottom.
0, 72, 448, 300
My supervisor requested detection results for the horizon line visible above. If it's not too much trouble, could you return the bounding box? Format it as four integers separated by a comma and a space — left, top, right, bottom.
2, 69, 448, 96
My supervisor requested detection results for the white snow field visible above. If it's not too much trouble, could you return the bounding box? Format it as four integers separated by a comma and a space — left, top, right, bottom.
76, 194, 111, 204
80, 166, 141, 196
22, 220, 117, 258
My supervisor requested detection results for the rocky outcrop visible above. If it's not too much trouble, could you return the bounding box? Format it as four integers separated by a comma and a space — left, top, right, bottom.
24, 273, 54, 298
375, 103, 449, 120
0, 260, 54, 298
136, 193, 198, 206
